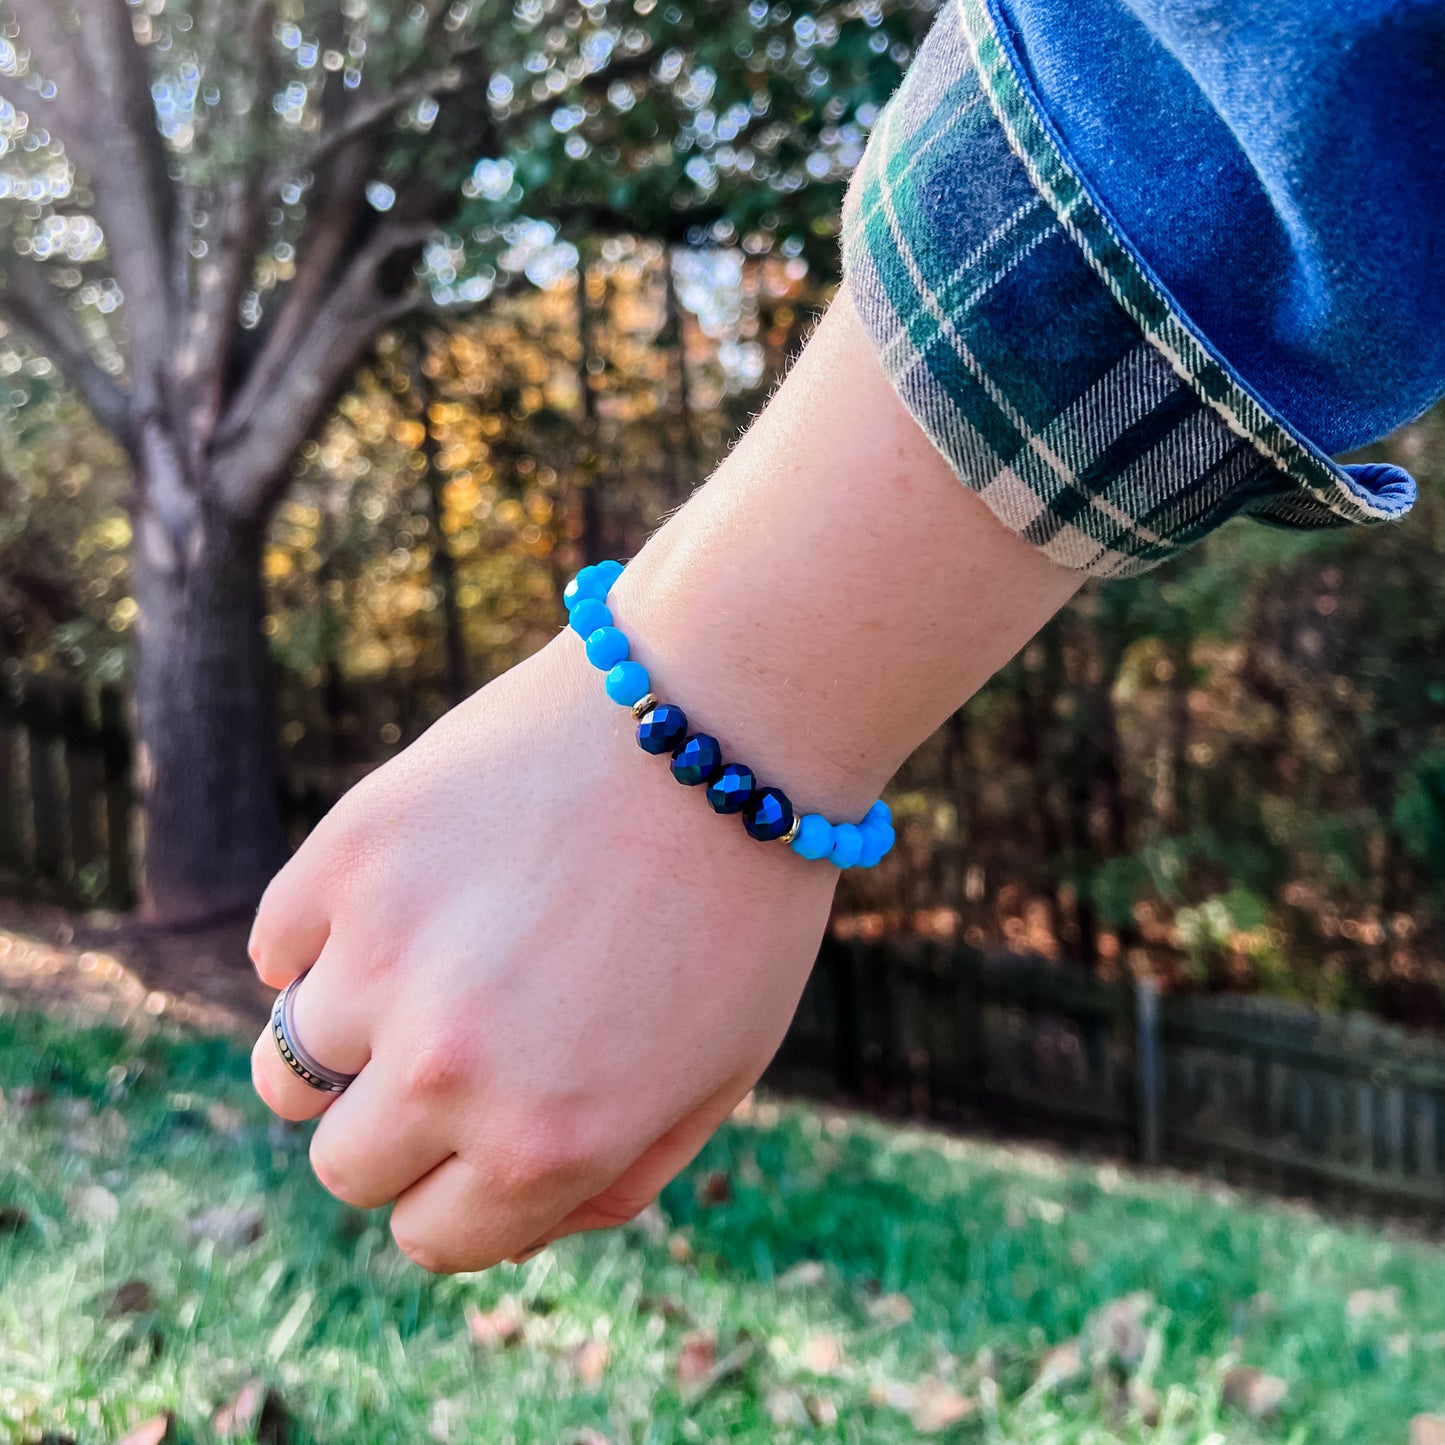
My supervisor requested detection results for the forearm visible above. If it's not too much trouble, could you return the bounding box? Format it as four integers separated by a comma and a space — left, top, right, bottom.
610, 295, 1082, 821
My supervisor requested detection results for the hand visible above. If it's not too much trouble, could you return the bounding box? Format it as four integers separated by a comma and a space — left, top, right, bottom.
249, 631, 838, 1272
248, 296, 1078, 1271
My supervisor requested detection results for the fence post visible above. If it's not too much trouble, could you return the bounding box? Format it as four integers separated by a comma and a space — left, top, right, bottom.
1135, 978, 1163, 1165
99, 686, 134, 908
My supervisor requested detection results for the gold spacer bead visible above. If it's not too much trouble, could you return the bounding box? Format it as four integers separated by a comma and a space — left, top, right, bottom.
780, 814, 802, 847
631, 692, 658, 720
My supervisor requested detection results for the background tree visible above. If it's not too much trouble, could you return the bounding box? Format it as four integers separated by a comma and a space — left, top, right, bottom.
0, 0, 922, 920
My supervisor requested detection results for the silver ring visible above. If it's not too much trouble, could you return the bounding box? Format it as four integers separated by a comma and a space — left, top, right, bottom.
270, 976, 358, 1094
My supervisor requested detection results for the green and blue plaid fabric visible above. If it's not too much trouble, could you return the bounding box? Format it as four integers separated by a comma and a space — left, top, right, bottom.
840, 0, 1417, 578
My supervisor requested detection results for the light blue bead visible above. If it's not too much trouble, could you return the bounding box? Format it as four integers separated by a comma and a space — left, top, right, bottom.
585, 625, 629, 670
863, 799, 892, 831
605, 661, 651, 707
594, 559, 625, 592
829, 823, 863, 869
868, 823, 897, 860
857, 826, 888, 869
791, 813, 833, 861
569, 597, 611, 638
563, 565, 611, 611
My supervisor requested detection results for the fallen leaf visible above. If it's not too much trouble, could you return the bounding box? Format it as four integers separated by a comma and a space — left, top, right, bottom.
70, 1184, 120, 1226
805, 1393, 838, 1426
213, 1381, 264, 1437
1410, 1415, 1445, 1445
214, 1383, 293, 1443
667, 1233, 692, 1264
1035, 1340, 1084, 1390
1086, 1293, 1151, 1368
676, 1329, 718, 1387
465, 1298, 526, 1349
630, 1202, 667, 1241
107, 1281, 155, 1316
187, 1204, 264, 1250
569, 1338, 610, 1387
803, 1334, 844, 1374
766, 1387, 811, 1428
207, 1102, 247, 1134
1347, 1287, 1400, 1321
118, 1414, 173, 1445
1129, 1381, 1161, 1428
637, 1294, 690, 1324
695, 1171, 731, 1207
872, 1378, 974, 1433
692, 1343, 755, 1396
867, 1293, 914, 1327
777, 1260, 826, 1290
909, 1379, 975, 1434
1222, 1366, 1288, 1416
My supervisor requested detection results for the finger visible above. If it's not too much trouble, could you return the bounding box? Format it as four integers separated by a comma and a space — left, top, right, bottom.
248, 848, 332, 989
511, 1085, 743, 1259
307, 1057, 454, 1210
251, 942, 373, 1123
389, 1136, 615, 1275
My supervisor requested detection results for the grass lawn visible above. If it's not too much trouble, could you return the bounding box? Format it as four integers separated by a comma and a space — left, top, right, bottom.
4, 1005, 1445, 1444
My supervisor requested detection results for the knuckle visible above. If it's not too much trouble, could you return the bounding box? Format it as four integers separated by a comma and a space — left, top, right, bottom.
309, 1135, 377, 1209
400, 1032, 473, 1099
497, 1115, 601, 1196
391, 1221, 464, 1276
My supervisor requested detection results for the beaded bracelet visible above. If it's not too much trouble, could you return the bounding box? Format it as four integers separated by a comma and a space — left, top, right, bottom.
564, 560, 895, 870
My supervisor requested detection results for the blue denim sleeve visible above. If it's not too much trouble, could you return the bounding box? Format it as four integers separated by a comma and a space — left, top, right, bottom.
840, 0, 1438, 578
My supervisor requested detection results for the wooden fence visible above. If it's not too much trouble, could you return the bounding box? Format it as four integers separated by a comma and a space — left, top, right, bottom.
5, 680, 1445, 1212
773, 938, 1445, 1212
0, 682, 134, 910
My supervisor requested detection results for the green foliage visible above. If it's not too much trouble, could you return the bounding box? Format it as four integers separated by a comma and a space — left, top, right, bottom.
1394, 748, 1445, 893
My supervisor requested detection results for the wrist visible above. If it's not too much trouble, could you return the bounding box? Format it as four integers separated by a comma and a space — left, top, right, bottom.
608, 528, 897, 822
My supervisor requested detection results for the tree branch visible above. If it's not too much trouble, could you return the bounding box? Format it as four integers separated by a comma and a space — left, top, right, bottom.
212, 219, 434, 517
67, 0, 179, 409
0, 249, 131, 437
282, 64, 469, 190
175, 0, 277, 455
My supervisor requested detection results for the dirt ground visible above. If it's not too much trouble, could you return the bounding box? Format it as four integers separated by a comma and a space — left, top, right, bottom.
0, 898, 271, 1038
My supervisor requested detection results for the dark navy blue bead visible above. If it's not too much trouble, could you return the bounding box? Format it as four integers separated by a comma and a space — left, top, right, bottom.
637, 702, 688, 756
743, 786, 794, 841
705, 763, 756, 814
670, 733, 723, 786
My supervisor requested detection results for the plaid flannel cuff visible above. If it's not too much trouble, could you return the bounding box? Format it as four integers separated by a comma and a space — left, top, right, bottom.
840, 0, 1416, 579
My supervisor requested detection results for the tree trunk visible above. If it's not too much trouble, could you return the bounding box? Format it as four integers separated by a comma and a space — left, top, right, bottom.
130, 488, 286, 924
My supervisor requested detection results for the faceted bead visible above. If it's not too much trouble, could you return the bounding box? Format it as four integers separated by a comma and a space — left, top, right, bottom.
670, 733, 723, 786
569, 597, 612, 638
743, 786, 794, 841
857, 825, 889, 869
637, 702, 688, 755
563, 565, 607, 611
593, 559, 625, 592
605, 661, 651, 707
791, 812, 833, 861
705, 763, 756, 814
829, 823, 863, 869
584, 625, 629, 670
862, 799, 892, 832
